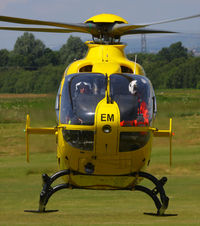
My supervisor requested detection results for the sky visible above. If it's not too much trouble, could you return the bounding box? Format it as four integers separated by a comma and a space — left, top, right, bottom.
0, 0, 200, 50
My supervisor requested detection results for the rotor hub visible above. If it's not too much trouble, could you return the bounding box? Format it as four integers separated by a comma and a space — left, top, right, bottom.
85, 14, 128, 24
85, 14, 128, 44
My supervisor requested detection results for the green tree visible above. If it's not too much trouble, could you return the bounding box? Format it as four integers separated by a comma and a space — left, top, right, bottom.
35, 48, 60, 66
14, 32, 45, 56
11, 32, 46, 67
157, 47, 171, 62
0, 49, 9, 66
59, 36, 87, 65
158, 41, 188, 62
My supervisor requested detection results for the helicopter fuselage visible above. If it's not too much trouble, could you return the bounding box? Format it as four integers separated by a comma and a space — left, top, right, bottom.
55, 42, 155, 189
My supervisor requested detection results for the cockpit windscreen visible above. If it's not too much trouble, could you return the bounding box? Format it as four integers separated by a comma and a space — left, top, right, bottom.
60, 73, 106, 125
110, 74, 154, 127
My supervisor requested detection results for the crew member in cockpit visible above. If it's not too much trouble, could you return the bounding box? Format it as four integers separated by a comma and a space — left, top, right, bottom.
120, 80, 149, 127
67, 81, 92, 125
75, 81, 92, 95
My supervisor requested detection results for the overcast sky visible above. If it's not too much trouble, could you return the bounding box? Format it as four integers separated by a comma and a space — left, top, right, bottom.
0, 0, 200, 50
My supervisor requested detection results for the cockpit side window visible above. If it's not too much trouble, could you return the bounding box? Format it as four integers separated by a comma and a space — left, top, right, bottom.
152, 89, 157, 119
55, 84, 61, 122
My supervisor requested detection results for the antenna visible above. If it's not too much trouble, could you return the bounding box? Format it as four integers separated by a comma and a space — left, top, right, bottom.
134, 54, 137, 74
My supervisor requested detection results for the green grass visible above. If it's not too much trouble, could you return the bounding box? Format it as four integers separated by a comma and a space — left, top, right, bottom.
0, 94, 56, 124
0, 90, 200, 225
0, 152, 200, 225
0, 152, 200, 226
156, 90, 200, 120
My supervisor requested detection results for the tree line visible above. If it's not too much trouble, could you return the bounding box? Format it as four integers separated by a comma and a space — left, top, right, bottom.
0, 33, 87, 93
127, 42, 200, 89
0, 33, 87, 69
0, 32, 200, 93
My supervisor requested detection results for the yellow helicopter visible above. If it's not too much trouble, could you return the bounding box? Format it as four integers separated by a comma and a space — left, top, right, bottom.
0, 13, 199, 215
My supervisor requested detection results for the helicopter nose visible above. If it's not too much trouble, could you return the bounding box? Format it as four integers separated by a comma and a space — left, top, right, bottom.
77, 98, 120, 175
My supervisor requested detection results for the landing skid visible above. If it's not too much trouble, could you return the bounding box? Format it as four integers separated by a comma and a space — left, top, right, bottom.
24, 170, 171, 216
24, 170, 70, 213
133, 172, 169, 216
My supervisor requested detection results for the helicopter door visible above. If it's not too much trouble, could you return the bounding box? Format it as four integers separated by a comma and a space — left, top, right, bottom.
94, 98, 120, 157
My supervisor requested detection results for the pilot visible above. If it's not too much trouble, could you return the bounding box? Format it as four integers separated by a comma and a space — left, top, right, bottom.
67, 81, 92, 125
75, 81, 92, 94
120, 80, 149, 127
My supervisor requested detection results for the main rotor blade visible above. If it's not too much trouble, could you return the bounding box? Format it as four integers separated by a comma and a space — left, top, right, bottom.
123, 28, 177, 35
0, 26, 88, 33
139, 13, 200, 27
113, 14, 200, 36
0, 15, 96, 34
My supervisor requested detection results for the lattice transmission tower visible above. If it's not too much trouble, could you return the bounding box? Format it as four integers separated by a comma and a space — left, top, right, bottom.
141, 34, 147, 53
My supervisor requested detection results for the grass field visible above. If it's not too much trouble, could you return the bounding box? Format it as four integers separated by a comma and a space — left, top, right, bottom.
0, 90, 200, 225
